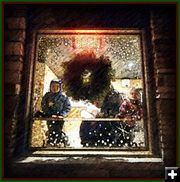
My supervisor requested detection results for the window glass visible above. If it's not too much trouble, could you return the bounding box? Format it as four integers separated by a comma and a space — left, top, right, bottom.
31, 30, 146, 150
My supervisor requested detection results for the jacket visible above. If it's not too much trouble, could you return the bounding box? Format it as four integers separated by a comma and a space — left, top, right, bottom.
41, 91, 71, 117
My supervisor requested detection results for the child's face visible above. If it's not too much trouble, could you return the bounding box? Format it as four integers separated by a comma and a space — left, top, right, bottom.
50, 83, 60, 93
130, 91, 138, 100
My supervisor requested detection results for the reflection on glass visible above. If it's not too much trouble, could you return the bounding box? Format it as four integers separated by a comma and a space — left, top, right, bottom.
31, 31, 145, 149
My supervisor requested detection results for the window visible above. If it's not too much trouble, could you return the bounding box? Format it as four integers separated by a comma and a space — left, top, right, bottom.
30, 30, 151, 156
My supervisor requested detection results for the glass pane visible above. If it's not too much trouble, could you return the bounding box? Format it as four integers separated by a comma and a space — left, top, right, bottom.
31, 30, 146, 150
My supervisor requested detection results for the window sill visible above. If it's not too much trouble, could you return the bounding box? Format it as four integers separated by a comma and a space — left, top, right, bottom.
15, 156, 163, 164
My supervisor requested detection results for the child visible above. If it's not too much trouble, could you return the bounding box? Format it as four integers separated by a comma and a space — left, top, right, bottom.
118, 88, 143, 127
115, 88, 143, 146
41, 79, 71, 147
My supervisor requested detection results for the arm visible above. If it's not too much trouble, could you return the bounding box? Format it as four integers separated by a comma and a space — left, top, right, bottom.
118, 100, 129, 118
118, 100, 136, 127
41, 93, 50, 116
59, 96, 71, 117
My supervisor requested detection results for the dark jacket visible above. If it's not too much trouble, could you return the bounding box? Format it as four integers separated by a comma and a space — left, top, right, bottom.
41, 91, 71, 117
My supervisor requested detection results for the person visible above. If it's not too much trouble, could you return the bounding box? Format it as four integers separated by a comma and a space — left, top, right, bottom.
101, 88, 123, 118
41, 79, 71, 147
79, 100, 101, 147
79, 89, 123, 147
115, 87, 143, 146
118, 87, 143, 126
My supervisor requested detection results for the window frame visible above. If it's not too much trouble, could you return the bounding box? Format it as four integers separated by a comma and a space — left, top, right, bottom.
24, 29, 162, 158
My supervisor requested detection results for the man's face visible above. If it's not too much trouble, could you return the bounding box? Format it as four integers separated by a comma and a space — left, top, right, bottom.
50, 83, 61, 93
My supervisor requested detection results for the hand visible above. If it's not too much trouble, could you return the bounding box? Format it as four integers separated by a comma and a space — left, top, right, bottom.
125, 116, 135, 127
51, 115, 64, 119
52, 115, 58, 118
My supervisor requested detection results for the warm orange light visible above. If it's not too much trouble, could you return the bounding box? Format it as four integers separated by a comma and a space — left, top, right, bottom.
73, 30, 100, 34
54, 29, 141, 34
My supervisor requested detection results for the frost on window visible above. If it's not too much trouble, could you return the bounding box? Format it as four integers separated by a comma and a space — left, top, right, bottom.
31, 30, 146, 150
